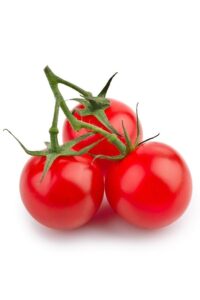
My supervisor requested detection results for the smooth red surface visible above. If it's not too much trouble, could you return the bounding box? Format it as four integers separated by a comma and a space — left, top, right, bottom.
105, 142, 192, 229
63, 99, 142, 173
20, 155, 104, 229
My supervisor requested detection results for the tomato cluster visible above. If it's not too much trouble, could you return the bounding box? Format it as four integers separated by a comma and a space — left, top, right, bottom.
9, 67, 192, 230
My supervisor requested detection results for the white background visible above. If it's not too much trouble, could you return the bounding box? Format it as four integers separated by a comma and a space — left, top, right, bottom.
0, 1, 200, 299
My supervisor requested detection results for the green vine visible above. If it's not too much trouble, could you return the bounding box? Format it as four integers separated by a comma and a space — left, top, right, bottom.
44, 66, 127, 155
5, 66, 160, 180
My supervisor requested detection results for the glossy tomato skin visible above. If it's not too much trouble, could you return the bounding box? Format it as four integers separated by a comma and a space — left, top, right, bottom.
63, 99, 142, 173
20, 155, 104, 229
105, 142, 192, 229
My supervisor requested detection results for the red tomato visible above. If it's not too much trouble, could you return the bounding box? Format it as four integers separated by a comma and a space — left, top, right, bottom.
20, 155, 104, 229
105, 142, 192, 229
63, 99, 142, 173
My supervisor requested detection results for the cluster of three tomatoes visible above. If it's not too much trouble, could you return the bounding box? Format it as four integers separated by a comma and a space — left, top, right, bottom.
21, 99, 192, 230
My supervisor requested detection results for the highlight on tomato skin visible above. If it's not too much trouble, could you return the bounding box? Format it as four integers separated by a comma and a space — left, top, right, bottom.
105, 142, 192, 229
20, 155, 104, 230
63, 99, 143, 173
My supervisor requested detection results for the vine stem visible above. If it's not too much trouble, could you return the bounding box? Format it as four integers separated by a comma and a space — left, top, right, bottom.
45, 70, 60, 152
44, 66, 126, 154
49, 99, 60, 152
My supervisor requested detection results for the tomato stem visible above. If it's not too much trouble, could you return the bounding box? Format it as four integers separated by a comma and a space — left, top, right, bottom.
45, 66, 91, 97
44, 66, 126, 155
45, 75, 60, 151
44, 67, 81, 151
49, 100, 60, 152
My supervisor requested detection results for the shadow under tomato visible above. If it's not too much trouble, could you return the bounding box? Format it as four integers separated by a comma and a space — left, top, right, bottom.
27, 196, 179, 243
87, 201, 162, 238
90, 201, 117, 226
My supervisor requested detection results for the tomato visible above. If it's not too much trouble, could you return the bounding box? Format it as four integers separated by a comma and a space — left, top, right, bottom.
63, 99, 142, 173
20, 155, 104, 229
105, 142, 192, 229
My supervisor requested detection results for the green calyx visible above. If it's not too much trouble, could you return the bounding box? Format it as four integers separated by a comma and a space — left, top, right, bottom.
92, 103, 160, 161
4, 129, 103, 181
67, 72, 120, 135
71, 95, 120, 136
